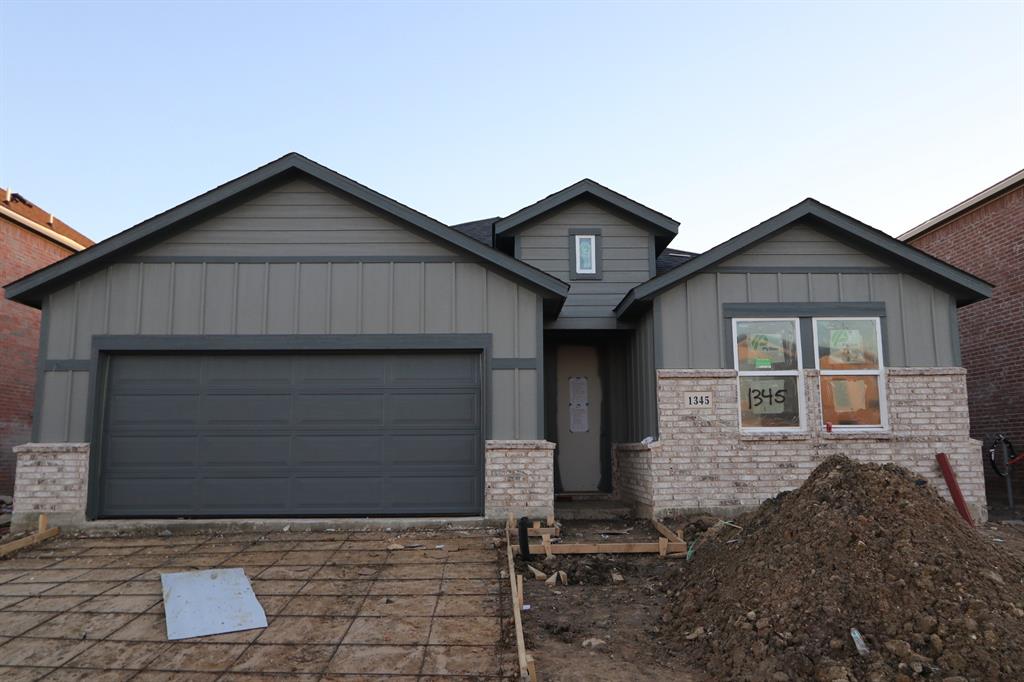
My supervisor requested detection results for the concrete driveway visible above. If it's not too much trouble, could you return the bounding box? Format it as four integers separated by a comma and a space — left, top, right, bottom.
0, 526, 515, 680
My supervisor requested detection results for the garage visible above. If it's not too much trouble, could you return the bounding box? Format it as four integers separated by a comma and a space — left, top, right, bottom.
94, 351, 484, 517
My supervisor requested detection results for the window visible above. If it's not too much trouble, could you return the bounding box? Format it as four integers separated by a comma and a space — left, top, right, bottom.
733, 318, 803, 430
813, 317, 886, 429
574, 235, 597, 275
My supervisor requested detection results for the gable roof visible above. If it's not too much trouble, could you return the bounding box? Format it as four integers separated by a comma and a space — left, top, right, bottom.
4, 153, 569, 309
493, 179, 679, 243
615, 198, 993, 319
899, 167, 1024, 242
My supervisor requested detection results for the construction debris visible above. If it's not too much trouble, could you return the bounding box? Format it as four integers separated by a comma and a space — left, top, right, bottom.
664, 455, 1024, 680
161, 567, 267, 640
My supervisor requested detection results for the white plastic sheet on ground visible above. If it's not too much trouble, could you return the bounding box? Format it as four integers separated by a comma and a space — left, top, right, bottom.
161, 567, 267, 640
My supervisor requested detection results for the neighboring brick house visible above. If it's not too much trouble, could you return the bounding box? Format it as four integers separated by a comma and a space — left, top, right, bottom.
901, 169, 1024, 507
3, 153, 993, 529
0, 189, 92, 495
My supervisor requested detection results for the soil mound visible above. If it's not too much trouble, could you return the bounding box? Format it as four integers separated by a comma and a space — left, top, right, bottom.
664, 455, 1024, 681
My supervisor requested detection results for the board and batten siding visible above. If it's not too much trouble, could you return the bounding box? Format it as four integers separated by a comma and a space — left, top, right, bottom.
610, 308, 658, 442
654, 223, 961, 369
516, 198, 654, 330
35, 178, 542, 443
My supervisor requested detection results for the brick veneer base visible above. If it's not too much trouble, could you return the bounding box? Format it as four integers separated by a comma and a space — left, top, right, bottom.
615, 368, 986, 522
484, 440, 555, 520
11, 442, 89, 531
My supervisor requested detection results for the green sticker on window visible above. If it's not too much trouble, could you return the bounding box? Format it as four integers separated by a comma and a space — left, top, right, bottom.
754, 358, 773, 369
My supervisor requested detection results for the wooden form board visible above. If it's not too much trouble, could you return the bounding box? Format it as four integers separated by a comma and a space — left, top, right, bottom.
0, 514, 60, 558
515, 541, 687, 555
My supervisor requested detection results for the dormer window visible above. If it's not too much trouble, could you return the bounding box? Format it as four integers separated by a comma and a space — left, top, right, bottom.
570, 230, 601, 280
575, 235, 596, 273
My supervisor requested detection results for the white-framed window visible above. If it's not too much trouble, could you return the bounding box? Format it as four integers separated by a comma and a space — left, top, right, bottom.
732, 318, 804, 431
574, 235, 597, 274
813, 317, 887, 430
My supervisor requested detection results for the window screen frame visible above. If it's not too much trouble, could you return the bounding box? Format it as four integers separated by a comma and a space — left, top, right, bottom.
569, 229, 602, 280
812, 316, 888, 431
732, 317, 806, 432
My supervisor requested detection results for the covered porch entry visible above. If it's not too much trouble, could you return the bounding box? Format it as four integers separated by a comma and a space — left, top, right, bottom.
544, 330, 656, 514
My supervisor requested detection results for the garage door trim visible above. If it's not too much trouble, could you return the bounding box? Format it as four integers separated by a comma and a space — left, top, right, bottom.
84, 334, 492, 520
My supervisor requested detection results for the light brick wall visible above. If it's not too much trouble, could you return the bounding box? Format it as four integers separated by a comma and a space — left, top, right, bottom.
11, 442, 89, 530
484, 440, 555, 519
626, 367, 986, 521
612, 441, 658, 515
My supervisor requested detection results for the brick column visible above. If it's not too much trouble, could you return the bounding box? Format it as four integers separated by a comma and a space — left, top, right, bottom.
484, 440, 555, 520
12, 442, 90, 531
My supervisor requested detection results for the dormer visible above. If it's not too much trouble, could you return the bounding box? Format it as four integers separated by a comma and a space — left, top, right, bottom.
494, 180, 679, 329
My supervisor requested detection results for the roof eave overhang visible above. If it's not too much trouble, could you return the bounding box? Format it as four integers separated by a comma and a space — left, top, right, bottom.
5, 154, 569, 309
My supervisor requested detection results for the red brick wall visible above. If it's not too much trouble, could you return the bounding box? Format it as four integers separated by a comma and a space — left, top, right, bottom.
907, 183, 1024, 504
0, 216, 76, 496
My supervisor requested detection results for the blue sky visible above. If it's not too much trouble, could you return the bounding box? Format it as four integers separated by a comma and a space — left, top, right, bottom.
1, 1, 1021, 252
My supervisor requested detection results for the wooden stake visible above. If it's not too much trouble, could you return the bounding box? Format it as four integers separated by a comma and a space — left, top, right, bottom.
526, 653, 538, 682
659, 537, 668, 557
541, 534, 553, 559
504, 527, 530, 679
546, 513, 555, 527
38, 514, 48, 534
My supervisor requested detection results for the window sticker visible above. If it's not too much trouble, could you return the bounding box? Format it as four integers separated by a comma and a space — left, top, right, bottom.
750, 333, 785, 365
829, 328, 865, 365
568, 376, 589, 433
829, 377, 868, 413
577, 238, 594, 272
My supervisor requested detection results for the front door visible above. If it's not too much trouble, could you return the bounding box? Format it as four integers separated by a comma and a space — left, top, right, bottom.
556, 345, 603, 492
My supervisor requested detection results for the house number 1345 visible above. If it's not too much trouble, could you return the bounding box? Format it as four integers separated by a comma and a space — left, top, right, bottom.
684, 392, 713, 408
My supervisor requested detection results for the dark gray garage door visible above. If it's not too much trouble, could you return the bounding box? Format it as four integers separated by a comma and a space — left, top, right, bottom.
96, 352, 483, 517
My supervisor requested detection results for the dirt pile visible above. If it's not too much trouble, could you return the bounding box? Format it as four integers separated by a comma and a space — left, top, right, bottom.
664, 455, 1024, 681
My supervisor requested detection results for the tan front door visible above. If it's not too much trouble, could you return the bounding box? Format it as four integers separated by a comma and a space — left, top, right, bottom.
556, 345, 602, 492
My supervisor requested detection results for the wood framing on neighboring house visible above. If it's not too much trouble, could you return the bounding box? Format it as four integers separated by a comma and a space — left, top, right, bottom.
3, 153, 993, 529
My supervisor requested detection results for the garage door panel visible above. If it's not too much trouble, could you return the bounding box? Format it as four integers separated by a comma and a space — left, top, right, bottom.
390, 393, 478, 428
295, 355, 388, 386
390, 354, 478, 385
292, 477, 385, 512
198, 478, 291, 512
107, 395, 200, 429
105, 435, 199, 468
200, 435, 292, 466
388, 476, 479, 512
202, 394, 293, 426
388, 434, 477, 467
110, 355, 202, 383
98, 351, 483, 517
102, 477, 199, 516
205, 356, 292, 385
292, 435, 383, 466
293, 394, 385, 426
